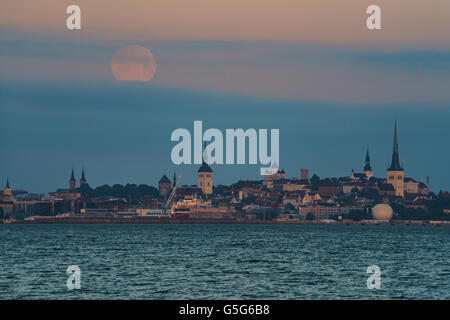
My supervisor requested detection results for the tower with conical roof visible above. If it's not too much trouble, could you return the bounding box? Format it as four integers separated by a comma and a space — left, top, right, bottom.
159, 174, 171, 196
364, 148, 374, 179
80, 168, 87, 186
386, 122, 404, 197
69, 168, 76, 190
198, 142, 213, 194
3, 177, 12, 197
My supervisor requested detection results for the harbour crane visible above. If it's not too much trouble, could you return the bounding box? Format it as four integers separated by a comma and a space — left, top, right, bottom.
163, 174, 181, 216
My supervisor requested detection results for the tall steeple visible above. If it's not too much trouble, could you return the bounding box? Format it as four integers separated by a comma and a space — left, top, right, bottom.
69, 168, 76, 190
364, 147, 372, 171
386, 121, 404, 197
363, 147, 374, 179
389, 121, 402, 171
80, 168, 87, 186
3, 177, 12, 197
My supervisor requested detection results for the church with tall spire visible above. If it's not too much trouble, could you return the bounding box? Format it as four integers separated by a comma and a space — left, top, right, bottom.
80, 168, 87, 186
387, 122, 404, 197
3, 177, 12, 197
363, 148, 374, 179
69, 168, 76, 190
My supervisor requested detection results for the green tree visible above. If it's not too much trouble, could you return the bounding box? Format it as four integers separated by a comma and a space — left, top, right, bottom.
310, 174, 320, 190
347, 209, 365, 221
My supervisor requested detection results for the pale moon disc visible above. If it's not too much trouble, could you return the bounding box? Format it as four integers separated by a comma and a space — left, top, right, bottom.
111, 45, 157, 82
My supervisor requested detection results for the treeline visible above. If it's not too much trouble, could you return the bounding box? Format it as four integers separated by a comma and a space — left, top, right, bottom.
79, 183, 158, 199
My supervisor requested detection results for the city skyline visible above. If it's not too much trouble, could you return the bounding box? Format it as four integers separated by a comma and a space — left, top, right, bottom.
1, 1, 449, 303
1, 121, 442, 194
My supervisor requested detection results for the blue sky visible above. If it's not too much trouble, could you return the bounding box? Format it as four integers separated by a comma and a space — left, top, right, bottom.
1, 80, 449, 193
0, 28, 449, 193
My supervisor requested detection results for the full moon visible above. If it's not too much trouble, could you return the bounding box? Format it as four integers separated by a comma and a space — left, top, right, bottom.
111, 45, 157, 82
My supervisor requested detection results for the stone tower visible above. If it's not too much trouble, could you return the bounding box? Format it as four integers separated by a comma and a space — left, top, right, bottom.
198, 142, 213, 195
3, 177, 12, 197
158, 174, 171, 196
301, 168, 309, 181
386, 122, 404, 197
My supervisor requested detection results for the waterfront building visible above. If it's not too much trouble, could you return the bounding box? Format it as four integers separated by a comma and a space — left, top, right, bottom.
299, 206, 341, 220
386, 122, 404, 197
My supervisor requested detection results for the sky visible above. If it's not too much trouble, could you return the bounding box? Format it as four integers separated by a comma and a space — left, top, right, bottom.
0, 1, 449, 192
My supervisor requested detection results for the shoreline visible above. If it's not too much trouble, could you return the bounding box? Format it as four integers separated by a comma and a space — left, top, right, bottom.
2, 217, 449, 226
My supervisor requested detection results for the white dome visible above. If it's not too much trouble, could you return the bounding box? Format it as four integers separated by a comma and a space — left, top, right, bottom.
372, 204, 393, 220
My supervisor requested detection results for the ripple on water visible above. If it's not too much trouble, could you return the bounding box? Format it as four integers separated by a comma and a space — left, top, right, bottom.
0, 224, 449, 299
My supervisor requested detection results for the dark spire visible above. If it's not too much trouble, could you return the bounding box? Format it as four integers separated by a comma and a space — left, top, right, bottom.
364, 147, 372, 171
6, 177, 10, 188
389, 121, 402, 170
173, 172, 176, 187
70, 168, 75, 181
81, 168, 86, 181
159, 174, 170, 184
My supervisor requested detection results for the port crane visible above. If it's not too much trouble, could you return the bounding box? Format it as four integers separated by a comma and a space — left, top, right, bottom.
163, 174, 181, 216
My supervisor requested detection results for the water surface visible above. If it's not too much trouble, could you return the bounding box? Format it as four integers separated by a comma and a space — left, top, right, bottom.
0, 224, 448, 299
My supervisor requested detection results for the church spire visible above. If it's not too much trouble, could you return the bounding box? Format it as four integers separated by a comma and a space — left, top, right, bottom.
364, 147, 372, 171
389, 121, 402, 170
69, 168, 76, 190
6, 177, 10, 189
80, 168, 87, 186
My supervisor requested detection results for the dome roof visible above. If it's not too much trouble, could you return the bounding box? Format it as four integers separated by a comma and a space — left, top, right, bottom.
198, 163, 212, 173
372, 204, 394, 220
